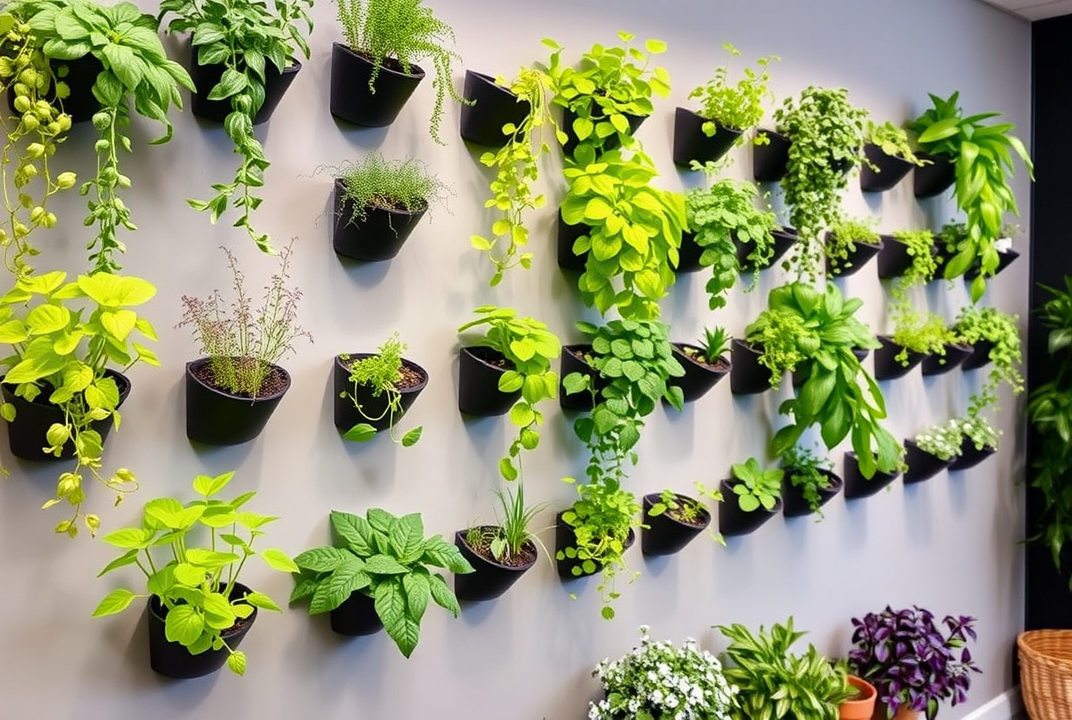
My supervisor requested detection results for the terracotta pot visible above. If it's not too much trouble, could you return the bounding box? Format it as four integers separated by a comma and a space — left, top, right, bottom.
872, 702, 920, 720
839, 675, 877, 720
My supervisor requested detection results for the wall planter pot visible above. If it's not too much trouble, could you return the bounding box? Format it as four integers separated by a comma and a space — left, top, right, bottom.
903, 439, 955, 484
843, 452, 900, 500
859, 144, 914, 193
458, 346, 519, 416
453, 528, 537, 602
459, 70, 530, 147
190, 57, 300, 125
557, 211, 589, 272
737, 227, 797, 272
329, 590, 384, 636
875, 703, 919, 720
718, 479, 782, 536
330, 43, 425, 127
913, 151, 956, 198
948, 439, 997, 471
1, 369, 130, 462
554, 510, 635, 579
333, 179, 426, 261
559, 344, 604, 411
641, 493, 710, 556
669, 343, 730, 403
333, 353, 428, 432
826, 237, 884, 277
7, 54, 104, 123
876, 235, 926, 279
561, 107, 646, 157
672, 108, 742, 168
147, 582, 257, 679
752, 129, 791, 182
965, 248, 1020, 280
675, 231, 704, 274
730, 339, 770, 395
185, 358, 290, 446
919, 342, 973, 376
781, 469, 844, 518
960, 340, 994, 371
874, 335, 925, 381
838, 675, 878, 720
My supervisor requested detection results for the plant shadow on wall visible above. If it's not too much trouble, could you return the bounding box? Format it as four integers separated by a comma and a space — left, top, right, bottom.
159, 0, 314, 254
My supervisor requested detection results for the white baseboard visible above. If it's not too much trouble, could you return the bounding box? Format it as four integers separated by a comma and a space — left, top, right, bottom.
959, 688, 1024, 720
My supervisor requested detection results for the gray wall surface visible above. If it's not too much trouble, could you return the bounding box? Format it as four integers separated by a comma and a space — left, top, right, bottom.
0, 0, 1031, 718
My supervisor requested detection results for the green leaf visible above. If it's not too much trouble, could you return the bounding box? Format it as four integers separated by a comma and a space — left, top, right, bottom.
309, 563, 370, 615
401, 427, 422, 447
207, 68, 248, 101
226, 651, 247, 676
261, 548, 298, 573
164, 605, 204, 647
343, 424, 377, 442
102, 527, 154, 549
375, 579, 420, 658
364, 554, 410, 575
26, 304, 70, 335
244, 591, 281, 612
92, 588, 136, 617
402, 571, 430, 624
294, 547, 348, 573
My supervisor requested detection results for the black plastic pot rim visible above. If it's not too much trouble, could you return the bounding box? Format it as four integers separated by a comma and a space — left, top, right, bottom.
186, 358, 290, 402
333, 42, 426, 80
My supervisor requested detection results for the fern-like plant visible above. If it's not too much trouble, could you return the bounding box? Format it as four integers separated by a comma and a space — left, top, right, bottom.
333, 154, 449, 226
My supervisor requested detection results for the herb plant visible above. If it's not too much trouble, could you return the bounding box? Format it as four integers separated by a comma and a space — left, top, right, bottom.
782, 444, 835, 516
891, 229, 939, 286
688, 43, 777, 139
334, 154, 449, 226
92, 471, 299, 676
160, 0, 314, 254
825, 215, 879, 275
647, 484, 721, 527
339, 333, 423, 446
891, 306, 956, 366
178, 241, 311, 398
914, 421, 964, 462
464, 481, 547, 564
728, 457, 782, 512
952, 305, 1023, 416
866, 120, 927, 166
290, 508, 473, 658
848, 606, 980, 720
955, 414, 1000, 451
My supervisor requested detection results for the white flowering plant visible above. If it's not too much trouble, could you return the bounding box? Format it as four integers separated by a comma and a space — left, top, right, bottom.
914, 421, 964, 462
589, 625, 738, 720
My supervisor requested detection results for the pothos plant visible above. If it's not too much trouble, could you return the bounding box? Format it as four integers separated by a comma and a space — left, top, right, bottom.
12, 0, 195, 274
0, 271, 159, 537
688, 42, 778, 141
159, 0, 314, 255
470, 67, 557, 286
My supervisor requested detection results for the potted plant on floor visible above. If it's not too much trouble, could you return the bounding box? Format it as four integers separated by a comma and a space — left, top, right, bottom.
670, 326, 732, 403
908, 92, 1033, 303
718, 617, 854, 720
859, 120, 928, 193
92, 471, 298, 678
641, 483, 722, 555
160, 0, 314, 255
589, 625, 739, 719
781, 443, 842, 518
335, 333, 426, 447
848, 605, 980, 719
329, 0, 467, 141
290, 508, 473, 656
675, 42, 778, 167
331, 154, 450, 262
178, 241, 311, 446
0, 270, 159, 537
825, 216, 884, 277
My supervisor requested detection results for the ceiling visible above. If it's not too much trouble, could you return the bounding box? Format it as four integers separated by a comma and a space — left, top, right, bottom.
980, 0, 1072, 20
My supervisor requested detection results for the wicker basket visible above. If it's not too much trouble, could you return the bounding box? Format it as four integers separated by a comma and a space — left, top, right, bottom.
1018, 630, 1072, 720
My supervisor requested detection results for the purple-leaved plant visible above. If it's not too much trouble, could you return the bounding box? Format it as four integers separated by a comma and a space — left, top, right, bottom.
848, 605, 979, 720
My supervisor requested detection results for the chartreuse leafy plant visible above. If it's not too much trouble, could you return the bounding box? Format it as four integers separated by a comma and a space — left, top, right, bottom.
718, 617, 854, 720
892, 228, 939, 287
0, 271, 159, 537
908, 92, 1034, 303
688, 42, 777, 140
160, 0, 314, 254
686, 168, 777, 309
470, 68, 557, 286
865, 120, 927, 166
457, 306, 560, 481
544, 31, 670, 156
561, 148, 686, 320
825, 215, 879, 274
290, 508, 473, 658
0, 11, 75, 279
729, 457, 782, 512
339, 333, 422, 447
12, 0, 194, 273
92, 471, 299, 677
952, 305, 1023, 416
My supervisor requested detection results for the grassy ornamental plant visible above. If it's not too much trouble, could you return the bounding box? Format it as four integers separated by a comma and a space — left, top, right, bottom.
825, 215, 880, 275
334, 154, 449, 226
688, 42, 777, 140
160, 0, 314, 254
685, 169, 777, 310
0, 271, 159, 537
339, 333, 423, 447
92, 471, 299, 676
848, 606, 980, 720
782, 444, 836, 516
336, 0, 465, 143
12, 0, 194, 274
290, 508, 473, 658
463, 481, 547, 565
909, 92, 1034, 303
952, 305, 1023, 416
728, 457, 782, 513
589, 625, 738, 720
179, 241, 311, 398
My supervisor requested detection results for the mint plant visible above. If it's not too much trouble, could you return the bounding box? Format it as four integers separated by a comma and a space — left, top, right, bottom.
728, 457, 782, 512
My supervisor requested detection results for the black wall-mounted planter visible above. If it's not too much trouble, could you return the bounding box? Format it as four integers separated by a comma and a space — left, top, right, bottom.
669, 344, 730, 403
826, 238, 884, 277
559, 344, 603, 411
147, 583, 257, 679
730, 339, 771, 395
920, 343, 973, 376
752, 129, 791, 182
330, 43, 424, 127
737, 227, 797, 272
333, 179, 426, 262
459, 70, 530, 147
843, 452, 901, 500
874, 335, 926, 381
903, 439, 955, 484
185, 358, 289, 445
2, 369, 130, 462
557, 211, 589, 272
454, 529, 536, 602
190, 57, 300, 124
675, 231, 705, 274
561, 107, 646, 158
876, 236, 925, 279
859, 143, 914, 193
960, 340, 995, 371
949, 439, 997, 471
718, 479, 782, 536
329, 591, 384, 636
641, 493, 710, 556
458, 346, 519, 416
555, 511, 635, 579
7, 54, 104, 123
333, 354, 428, 432
672, 108, 742, 168
781, 469, 844, 518
913, 152, 956, 198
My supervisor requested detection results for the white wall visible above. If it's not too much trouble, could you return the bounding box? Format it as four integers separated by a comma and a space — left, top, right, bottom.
0, 0, 1031, 718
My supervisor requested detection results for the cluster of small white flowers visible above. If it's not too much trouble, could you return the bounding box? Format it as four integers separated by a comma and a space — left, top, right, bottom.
589, 626, 738, 720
